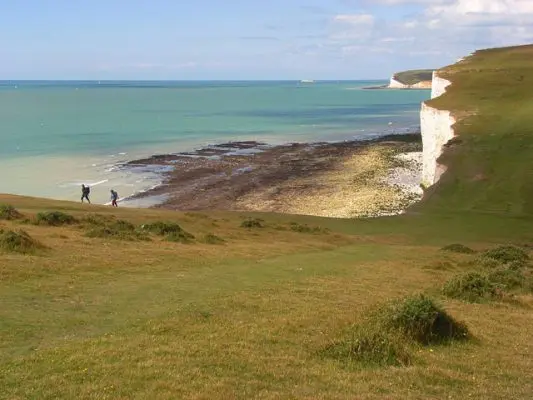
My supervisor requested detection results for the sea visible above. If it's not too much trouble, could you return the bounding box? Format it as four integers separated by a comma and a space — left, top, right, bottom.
0, 80, 430, 205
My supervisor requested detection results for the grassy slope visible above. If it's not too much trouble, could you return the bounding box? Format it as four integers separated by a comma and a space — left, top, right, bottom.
2, 45, 533, 399
393, 69, 434, 85
420, 45, 533, 217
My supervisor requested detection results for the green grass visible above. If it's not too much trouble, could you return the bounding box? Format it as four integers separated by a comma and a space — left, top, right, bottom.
482, 245, 529, 264
377, 295, 469, 345
442, 272, 500, 302
36, 211, 77, 226
418, 45, 533, 216
393, 69, 433, 85
2, 44, 533, 399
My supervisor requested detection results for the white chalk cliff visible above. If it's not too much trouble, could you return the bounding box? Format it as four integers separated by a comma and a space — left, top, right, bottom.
389, 77, 432, 89
420, 71, 455, 187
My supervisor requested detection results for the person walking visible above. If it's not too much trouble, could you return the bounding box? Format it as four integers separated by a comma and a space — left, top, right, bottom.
110, 189, 119, 207
81, 184, 91, 204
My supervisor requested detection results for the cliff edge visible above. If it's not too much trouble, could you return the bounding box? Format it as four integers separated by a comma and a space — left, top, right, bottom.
389, 69, 433, 89
420, 71, 454, 187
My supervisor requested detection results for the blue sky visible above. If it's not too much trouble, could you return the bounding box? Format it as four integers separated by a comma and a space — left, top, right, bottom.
1, 0, 532, 79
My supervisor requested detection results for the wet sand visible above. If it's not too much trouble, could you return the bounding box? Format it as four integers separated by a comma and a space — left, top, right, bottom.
123, 134, 423, 218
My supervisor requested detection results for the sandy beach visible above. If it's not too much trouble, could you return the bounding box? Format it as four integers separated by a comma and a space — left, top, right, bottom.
123, 134, 423, 218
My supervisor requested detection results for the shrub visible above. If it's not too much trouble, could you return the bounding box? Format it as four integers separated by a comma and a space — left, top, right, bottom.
85, 219, 148, 241
321, 327, 411, 367
482, 245, 529, 264
240, 218, 264, 229
201, 233, 225, 245
289, 222, 328, 234
166, 231, 195, 244
83, 214, 116, 226
442, 272, 499, 302
142, 222, 188, 236
488, 267, 526, 291
379, 295, 469, 344
441, 244, 476, 254
36, 211, 76, 226
0, 229, 44, 254
0, 204, 22, 220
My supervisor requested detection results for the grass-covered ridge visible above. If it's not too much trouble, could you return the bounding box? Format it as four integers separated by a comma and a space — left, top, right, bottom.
393, 69, 433, 85
2, 44, 533, 399
421, 44, 533, 216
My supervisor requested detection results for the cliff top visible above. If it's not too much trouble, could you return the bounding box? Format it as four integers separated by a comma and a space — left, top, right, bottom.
421, 43, 533, 216
393, 69, 433, 85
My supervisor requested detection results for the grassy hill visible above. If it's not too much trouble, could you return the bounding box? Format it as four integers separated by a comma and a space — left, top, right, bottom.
420, 44, 533, 216
2, 44, 533, 399
393, 69, 434, 85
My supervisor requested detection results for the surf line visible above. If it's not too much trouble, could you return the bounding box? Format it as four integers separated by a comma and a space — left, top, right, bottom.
88, 179, 109, 187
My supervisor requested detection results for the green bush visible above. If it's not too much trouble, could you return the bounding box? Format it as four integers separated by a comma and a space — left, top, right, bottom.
142, 222, 188, 236
82, 214, 116, 226
240, 218, 264, 228
482, 245, 529, 264
36, 211, 76, 226
321, 327, 411, 367
289, 222, 328, 234
487, 267, 526, 291
0, 229, 44, 254
379, 295, 469, 344
441, 243, 476, 254
166, 231, 195, 244
201, 233, 225, 245
0, 204, 22, 220
442, 272, 499, 302
85, 220, 149, 241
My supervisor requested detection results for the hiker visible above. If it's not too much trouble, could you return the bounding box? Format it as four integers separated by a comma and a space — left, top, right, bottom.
81, 184, 91, 204
110, 189, 119, 207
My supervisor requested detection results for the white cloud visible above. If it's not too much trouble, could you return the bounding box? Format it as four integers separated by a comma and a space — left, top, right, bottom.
327, 0, 533, 64
334, 14, 375, 26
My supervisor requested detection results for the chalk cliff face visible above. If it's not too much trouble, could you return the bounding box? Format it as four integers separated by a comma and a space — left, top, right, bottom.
420, 71, 455, 187
389, 77, 432, 89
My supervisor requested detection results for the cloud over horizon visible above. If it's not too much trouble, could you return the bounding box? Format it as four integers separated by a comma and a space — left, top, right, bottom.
0, 0, 532, 79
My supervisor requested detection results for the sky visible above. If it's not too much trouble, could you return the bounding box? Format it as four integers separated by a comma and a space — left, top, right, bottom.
1, 0, 532, 80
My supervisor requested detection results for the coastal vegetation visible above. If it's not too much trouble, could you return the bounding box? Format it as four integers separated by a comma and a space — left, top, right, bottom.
393, 69, 434, 85
1, 44, 533, 399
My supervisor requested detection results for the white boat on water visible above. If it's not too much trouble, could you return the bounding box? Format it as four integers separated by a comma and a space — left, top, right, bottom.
300, 79, 315, 83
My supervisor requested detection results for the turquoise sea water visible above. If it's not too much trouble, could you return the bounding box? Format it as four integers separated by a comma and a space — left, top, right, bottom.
0, 80, 430, 204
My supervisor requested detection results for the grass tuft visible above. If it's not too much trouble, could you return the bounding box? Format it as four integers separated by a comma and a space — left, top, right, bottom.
0, 204, 23, 220
142, 221, 188, 235
240, 218, 264, 228
441, 243, 476, 254
289, 222, 328, 234
442, 272, 499, 302
85, 219, 149, 241
166, 231, 195, 244
378, 295, 469, 344
482, 245, 529, 264
321, 327, 412, 367
201, 233, 225, 245
36, 211, 76, 226
487, 267, 527, 291
0, 229, 45, 254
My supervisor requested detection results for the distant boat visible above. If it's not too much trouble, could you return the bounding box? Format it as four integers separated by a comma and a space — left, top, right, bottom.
300, 79, 315, 84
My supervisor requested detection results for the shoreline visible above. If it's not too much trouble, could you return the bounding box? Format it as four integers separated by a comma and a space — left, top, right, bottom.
121, 132, 423, 218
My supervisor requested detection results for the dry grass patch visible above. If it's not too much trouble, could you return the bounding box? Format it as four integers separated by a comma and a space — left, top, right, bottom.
0, 228, 45, 254
0, 204, 23, 220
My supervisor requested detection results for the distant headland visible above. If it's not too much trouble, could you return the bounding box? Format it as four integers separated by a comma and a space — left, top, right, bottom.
365, 69, 434, 90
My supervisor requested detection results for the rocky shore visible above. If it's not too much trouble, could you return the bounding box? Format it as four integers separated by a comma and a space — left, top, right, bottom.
123, 134, 423, 218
